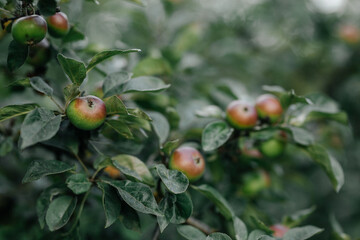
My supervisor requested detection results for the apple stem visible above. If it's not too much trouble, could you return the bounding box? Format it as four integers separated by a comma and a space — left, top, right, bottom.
49, 96, 65, 113
185, 217, 214, 235
74, 153, 89, 175
151, 225, 160, 240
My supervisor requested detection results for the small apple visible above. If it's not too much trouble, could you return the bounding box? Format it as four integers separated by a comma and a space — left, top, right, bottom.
27, 38, 51, 67
226, 100, 258, 129
270, 224, 289, 238
66, 95, 107, 130
104, 166, 121, 179
255, 94, 283, 124
259, 138, 285, 158
339, 25, 360, 44
238, 139, 263, 160
11, 15, 47, 45
46, 12, 70, 38
169, 146, 205, 182
241, 170, 270, 196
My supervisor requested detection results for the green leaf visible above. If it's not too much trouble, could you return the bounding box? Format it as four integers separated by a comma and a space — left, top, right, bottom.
104, 96, 128, 116
102, 72, 132, 98
133, 57, 172, 77
177, 225, 206, 240
45, 195, 77, 231
119, 202, 141, 232
283, 225, 323, 240
283, 206, 316, 228
248, 230, 266, 240
250, 216, 274, 235
63, 84, 80, 103
86, 49, 141, 73
0, 137, 13, 157
0, 104, 38, 123
36, 185, 68, 229
202, 121, 234, 152
66, 174, 92, 195
112, 154, 154, 186
155, 164, 189, 194
97, 182, 122, 228
192, 184, 233, 220
62, 26, 85, 44
57, 54, 87, 86
103, 120, 133, 139
7, 40, 28, 71
282, 126, 314, 146
233, 217, 248, 240
148, 111, 170, 144
22, 159, 74, 183
7, 78, 31, 87
258, 236, 276, 240
157, 193, 193, 232
162, 139, 180, 156
196, 105, 224, 119
30, 77, 53, 96
105, 180, 162, 216
20, 108, 62, 149
206, 233, 232, 240
263, 85, 312, 109
304, 145, 344, 192
121, 76, 170, 94
37, 0, 57, 16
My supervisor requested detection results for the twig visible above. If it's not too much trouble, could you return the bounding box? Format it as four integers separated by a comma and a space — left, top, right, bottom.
185, 217, 214, 235
152, 225, 160, 240
74, 153, 89, 175
49, 96, 65, 113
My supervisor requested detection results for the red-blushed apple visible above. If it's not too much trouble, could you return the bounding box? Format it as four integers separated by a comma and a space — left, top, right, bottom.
226, 100, 258, 129
270, 224, 289, 238
169, 146, 205, 182
339, 25, 360, 44
104, 166, 121, 179
255, 94, 283, 124
46, 12, 70, 38
27, 38, 51, 67
66, 95, 107, 130
11, 15, 47, 45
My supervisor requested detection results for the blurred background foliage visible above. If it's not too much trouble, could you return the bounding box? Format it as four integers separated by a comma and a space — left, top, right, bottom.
1, 0, 360, 239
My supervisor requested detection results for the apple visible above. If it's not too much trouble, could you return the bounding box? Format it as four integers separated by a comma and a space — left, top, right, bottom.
66, 95, 107, 130
46, 12, 70, 38
11, 15, 47, 45
270, 224, 289, 238
241, 170, 270, 196
226, 100, 258, 129
339, 25, 360, 44
169, 146, 205, 182
27, 38, 51, 67
255, 94, 283, 124
104, 166, 121, 179
259, 138, 285, 158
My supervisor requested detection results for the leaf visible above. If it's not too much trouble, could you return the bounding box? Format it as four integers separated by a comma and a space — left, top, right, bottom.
155, 164, 189, 194
0, 104, 38, 123
121, 76, 170, 94
62, 26, 85, 43
233, 217, 248, 240
63, 84, 80, 103
162, 139, 180, 156
282, 126, 314, 146
283, 206, 316, 228
133, 57, 172, 77
103, 120, 133, 139
112, 154, 155, 186
202, 121, 234, 152
45, 195, 77, 231
0, 137, 13, 157
7, 78, 31, 87
304, 145, 344, 192
87, 49, 141, 73
157, 193, 193, 232
263, 85, 312, 109
7, 40, 28, 71
36, 185, 68, 229
177, 225, 206, 240
119, 202, 141, 232
196, 105, 224, 119
206, 233, 232, 240
37, 0, 57, 16
102, 72, 132, 98
30, 77, 53, 96
105, 180, 162, 216
97, 182, 122, 228
248, 230, 266, 240
283, 225, 323, 240
22, 159, 74, 183
57, 54, 87, 86
148, 111, 170, 144
192, 185, 233, 220
104, 96, 128, 116
250, 216, 274, 235
20, 108, 62, 149
66, 173, 92, 195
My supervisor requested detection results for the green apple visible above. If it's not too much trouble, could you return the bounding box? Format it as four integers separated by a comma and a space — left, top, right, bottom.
66, 95, 107, 130
226, 100, 258, 129
169, 146, 205, 182
241, 170, 270, 196
255, 94, 283, 124
259, 138, 285, 158
46, 12, 70, 38
11, 15, 47, 45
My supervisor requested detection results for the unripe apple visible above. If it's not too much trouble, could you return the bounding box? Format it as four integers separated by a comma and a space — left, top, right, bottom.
270, 224, 289, 238
104, 166, 121, 179
66, 95, 107, 130
226, 100, 258, 129
27, 38, 51, 67
259, 138, 285, 158
241, 170, 270, 196
169, 147, 205, 182
46, 12, 70, 38
11, 15, 47, 45
255, 94, 283, 124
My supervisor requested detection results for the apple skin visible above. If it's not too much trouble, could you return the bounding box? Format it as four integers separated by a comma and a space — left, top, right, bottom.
11, 15, 47, 45
169, 147, 205, 182
27, 38, 51, 67
255, 94, 283, 124
66, 95, 107, 130
104, 166, 121, 179
270, 224, 289, 238
241, 170, 270, 196
226, 100, 258, 129
339, 25, 360, 44
46, 12, 70, 38
259, 138, 285, 158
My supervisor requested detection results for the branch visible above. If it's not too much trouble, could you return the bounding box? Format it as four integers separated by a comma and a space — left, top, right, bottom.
152, 225, 160, 240
186, 217, 215, 235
